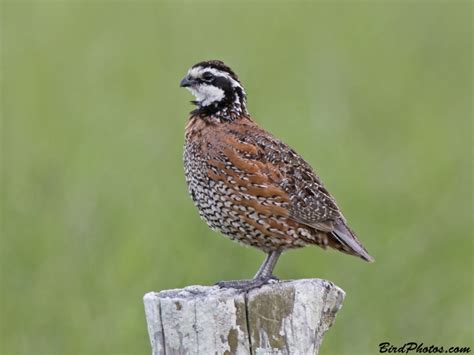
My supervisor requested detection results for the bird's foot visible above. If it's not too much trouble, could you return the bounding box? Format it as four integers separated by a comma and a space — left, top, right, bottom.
215, 276, 278, 291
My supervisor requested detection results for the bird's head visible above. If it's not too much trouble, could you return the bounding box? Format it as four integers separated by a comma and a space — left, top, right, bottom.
180, 60, 248, 119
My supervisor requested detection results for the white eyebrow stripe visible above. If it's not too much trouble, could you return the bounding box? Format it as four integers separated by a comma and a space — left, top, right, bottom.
188, 66, 243, 90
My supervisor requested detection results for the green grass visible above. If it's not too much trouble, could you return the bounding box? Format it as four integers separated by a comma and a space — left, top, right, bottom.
1, 1, 472, 354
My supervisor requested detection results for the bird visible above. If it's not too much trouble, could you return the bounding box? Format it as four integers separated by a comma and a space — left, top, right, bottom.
180, 60, 374, 290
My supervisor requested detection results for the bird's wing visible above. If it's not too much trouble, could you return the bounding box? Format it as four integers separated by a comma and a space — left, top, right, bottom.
207, 120, 340, 225
239, 127, 343, 226
204, 118, 373, 261
229, 122, 374, 261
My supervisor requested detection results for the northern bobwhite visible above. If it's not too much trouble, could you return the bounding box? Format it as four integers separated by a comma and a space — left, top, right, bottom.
180, 60, 374, 289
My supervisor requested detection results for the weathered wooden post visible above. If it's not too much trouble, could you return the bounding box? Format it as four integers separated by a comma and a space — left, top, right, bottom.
144, 279, 345, 354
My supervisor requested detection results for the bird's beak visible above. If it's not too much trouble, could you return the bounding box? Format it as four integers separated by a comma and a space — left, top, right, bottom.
180, 76, 194, 88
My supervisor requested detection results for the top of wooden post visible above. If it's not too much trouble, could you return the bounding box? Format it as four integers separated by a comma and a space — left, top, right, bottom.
144, 279, 345, 355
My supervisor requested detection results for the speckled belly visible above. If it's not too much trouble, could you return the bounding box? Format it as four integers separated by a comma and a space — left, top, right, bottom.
183, 142, 310, 251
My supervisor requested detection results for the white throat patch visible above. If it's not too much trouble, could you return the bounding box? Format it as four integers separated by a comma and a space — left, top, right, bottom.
187, 84, 225, 106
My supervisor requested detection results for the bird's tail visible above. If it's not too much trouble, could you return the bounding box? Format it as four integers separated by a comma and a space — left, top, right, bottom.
331, 222, 375, 262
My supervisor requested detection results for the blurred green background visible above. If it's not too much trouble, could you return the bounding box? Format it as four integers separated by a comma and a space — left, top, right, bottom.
1, 1, 472, 354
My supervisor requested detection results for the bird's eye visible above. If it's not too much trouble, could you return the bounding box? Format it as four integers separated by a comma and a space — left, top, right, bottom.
202, 72, 214, 81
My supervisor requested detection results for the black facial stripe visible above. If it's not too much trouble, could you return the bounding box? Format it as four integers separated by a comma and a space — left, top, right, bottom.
202, 72, 214, 81
234, 86, 245, 105
194, 75, 230, 89
213, 76, 233, 93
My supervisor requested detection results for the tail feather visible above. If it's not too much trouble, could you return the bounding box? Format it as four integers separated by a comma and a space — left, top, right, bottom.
331, 222, 374, 262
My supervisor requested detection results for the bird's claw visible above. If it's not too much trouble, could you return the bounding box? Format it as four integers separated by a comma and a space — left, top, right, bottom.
215, 276, 279, 291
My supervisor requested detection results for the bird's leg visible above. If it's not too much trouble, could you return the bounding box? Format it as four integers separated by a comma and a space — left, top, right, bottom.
216, 250, 282, 290
253, 250, 281, 280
